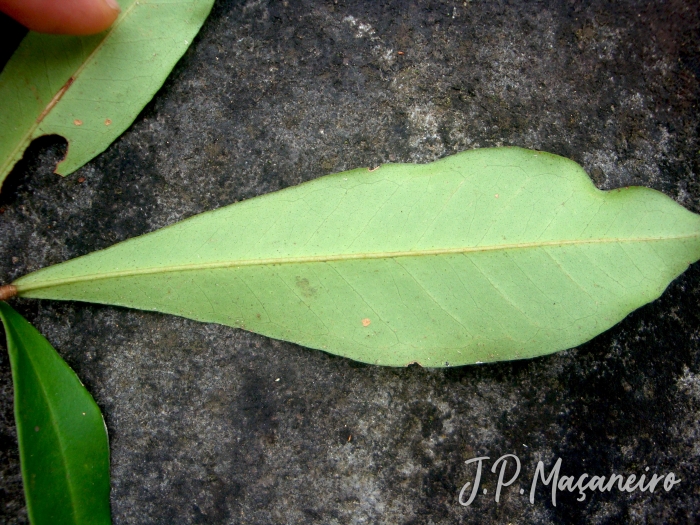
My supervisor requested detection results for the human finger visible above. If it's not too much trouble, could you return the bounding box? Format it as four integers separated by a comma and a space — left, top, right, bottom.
0, 0, 120, 35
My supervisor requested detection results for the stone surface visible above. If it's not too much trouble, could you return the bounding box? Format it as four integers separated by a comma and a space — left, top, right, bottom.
0, 0, 699, 523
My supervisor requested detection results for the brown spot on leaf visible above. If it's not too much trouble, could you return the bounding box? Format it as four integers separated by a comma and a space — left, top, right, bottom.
105, 119, 112, 126
36, 77, 74, 123
362, 318, 371, 327
295, 276, 317, 297
74, 119, 83, 126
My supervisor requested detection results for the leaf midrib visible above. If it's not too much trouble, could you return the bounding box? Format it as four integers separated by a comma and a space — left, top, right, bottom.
15, 233, 700, 294
0, 0, 140, 176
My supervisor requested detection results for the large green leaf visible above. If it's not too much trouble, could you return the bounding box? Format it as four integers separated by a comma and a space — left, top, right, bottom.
0, 302, 110, 525
11, 148, 700, 366
0, 0, 215, 187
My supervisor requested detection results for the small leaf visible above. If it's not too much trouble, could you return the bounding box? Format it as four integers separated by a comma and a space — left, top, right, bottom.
0, 0, 215, 187
0, 302, 111, 525
12, 148, 700, 366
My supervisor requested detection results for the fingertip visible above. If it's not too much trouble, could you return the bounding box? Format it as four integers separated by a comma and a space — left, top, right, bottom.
70, 0, 121, 35
89, 0, 122, 33
0, 0, 121, 35
103, 0, 121, 14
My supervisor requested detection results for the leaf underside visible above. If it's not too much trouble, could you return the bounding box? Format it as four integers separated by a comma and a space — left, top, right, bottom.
13, 148, 700, 366
0, 302, 110, 525
0, 0, 215, 188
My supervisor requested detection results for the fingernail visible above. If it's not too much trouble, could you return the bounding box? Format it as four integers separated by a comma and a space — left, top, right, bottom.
104, 0, 121, 12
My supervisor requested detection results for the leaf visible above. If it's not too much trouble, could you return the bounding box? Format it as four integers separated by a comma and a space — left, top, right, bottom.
0, 302, 111, 525
10, 148, 700, 366
0, 0, 215, 188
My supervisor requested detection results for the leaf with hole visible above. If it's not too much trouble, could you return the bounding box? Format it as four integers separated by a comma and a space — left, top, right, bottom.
9, 148, 700, 366
0, 0, 215, 188
0, 302, 111, 525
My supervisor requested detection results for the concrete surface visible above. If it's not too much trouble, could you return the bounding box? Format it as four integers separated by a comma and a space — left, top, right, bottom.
0, 0, 699, 523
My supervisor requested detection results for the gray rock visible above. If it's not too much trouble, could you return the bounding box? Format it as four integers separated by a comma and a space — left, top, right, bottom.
0, 0, 698, 523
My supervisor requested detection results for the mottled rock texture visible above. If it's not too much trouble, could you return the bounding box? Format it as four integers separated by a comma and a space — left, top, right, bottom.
0, 0, 699, 523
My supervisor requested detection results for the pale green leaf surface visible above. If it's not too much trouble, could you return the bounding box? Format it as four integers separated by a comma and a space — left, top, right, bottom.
0, 0, 215, 187
0, 302, 110, 525
13, 148, 700, 366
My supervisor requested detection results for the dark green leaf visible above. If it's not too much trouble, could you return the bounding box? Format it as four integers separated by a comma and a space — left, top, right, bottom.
0, 302, 111, 525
